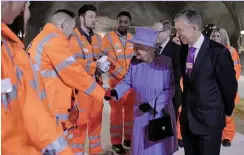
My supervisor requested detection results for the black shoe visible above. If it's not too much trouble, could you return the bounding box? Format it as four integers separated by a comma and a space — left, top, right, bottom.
178, 139, 184, 148
112, 144, 126, 155
123, 140, 131, 148
222, 139, 231, 147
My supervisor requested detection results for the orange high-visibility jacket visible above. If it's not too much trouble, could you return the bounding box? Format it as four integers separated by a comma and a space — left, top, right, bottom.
226, 45, 242, 104
102, 31, 134, 86
70, 28, 103, 75
1, 23, 73, 155
27, 23, 105, 124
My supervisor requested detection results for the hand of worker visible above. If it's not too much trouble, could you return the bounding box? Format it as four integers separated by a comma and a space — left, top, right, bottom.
104, 89, 118, 101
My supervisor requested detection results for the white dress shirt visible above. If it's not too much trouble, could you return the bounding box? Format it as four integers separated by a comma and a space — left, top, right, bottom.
158, 38, 170, 54
190, 34, 205, 62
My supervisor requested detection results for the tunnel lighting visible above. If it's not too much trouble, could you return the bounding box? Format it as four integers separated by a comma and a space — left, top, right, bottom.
241, 30, 244, 35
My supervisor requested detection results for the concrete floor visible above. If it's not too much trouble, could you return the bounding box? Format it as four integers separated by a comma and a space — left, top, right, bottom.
83, 74, 244, 155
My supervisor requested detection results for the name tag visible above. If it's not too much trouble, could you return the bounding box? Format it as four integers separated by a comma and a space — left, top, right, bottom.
83, 48, 89, 53
116, 49, 122, 53
93, 45, 99, 48
186, 62, 193, 69
1, 78, 13, 93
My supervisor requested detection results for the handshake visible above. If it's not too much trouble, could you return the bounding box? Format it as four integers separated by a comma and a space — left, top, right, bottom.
104, 89, 118, 101
97, 56, 111, 73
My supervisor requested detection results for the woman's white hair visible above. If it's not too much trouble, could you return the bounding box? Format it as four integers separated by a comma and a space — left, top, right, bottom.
210, 28, 230, 46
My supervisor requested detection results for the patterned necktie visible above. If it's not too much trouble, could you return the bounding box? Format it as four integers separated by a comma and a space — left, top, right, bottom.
186, 47, 196, 76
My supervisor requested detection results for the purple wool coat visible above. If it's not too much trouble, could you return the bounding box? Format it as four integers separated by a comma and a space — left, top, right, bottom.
114, 55, 178, 155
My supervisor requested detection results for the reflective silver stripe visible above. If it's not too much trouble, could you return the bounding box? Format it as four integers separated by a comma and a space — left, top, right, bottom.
111, 133, 122, 137
56, 113, 69, 121
2, 38, 14, 63
74, 31, 85, 59
16, 66, 23, 82
95, 33, 101, 48
71, 143, 84, 149
111, 66, 123, 78
89, 135, 100, 141
67, 134, 74, 139
29, 57, 38, 91
234, 60, 240, 65
117, 53, 134, 59
8, 84, 18, 102
55, 56, 76, 72
84, 81, 97, 95
110, 125, 123, 129
35, 33, 59, 71
29, 80, 37, 90
74, 152, 85, 155
107, 33, 113, 45
90, 141, 101, 148
41, 70, 58, 78
85, 60, 92, 72
1, 94, 9, 109
41, 136, 68, 154
124, 122, 133, 126
73, 52, 83, 59
38, 89, 47, 100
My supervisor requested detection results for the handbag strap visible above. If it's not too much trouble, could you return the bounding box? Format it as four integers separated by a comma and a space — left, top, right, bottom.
153, 97, 167, 118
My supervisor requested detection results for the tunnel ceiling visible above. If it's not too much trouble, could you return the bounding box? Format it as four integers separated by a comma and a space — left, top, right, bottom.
26, 1, 244, 48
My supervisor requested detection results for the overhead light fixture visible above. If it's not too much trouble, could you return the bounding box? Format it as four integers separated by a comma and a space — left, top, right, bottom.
241, 30, 244, 35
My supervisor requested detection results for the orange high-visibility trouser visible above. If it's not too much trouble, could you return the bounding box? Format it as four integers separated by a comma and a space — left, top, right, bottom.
110, 89, 135, 145
69, 92, 103, 154
177, 106, 182, 140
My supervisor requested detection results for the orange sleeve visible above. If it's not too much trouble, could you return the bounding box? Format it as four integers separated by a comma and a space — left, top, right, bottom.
232, 48, 242, 80
102, 34, 127, 80
76, 58, 97, 75
45, 38, 105, 101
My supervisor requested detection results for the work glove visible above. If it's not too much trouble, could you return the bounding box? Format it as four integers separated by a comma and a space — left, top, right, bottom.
98, 60, 111, 73
139, 103, 154, 113
104, 89, 118, 101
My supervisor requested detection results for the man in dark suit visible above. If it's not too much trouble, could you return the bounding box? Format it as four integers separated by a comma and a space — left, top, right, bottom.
174, 9, 238, 155
153, 20, 182, 120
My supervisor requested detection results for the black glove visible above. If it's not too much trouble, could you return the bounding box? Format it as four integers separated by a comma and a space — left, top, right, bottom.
104, 89, 118, 101
139, 103, 153, 113
43, 149, 56, 155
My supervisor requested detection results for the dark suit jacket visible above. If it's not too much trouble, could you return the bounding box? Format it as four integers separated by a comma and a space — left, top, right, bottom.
179, 37, 237, 135
159, 41, 182, 111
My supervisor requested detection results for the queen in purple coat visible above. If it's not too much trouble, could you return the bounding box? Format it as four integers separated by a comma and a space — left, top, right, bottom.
105, 27, 178, 155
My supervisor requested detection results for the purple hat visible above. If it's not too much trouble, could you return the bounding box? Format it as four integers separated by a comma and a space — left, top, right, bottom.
129, 27, 159, 48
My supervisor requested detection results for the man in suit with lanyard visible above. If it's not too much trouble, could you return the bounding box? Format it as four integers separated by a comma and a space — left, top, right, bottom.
174, 9, 237, 155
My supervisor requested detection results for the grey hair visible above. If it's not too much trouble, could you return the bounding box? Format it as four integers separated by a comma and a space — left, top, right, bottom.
155, 20, 172, 33
210, 28, 230, 46
174, 9, 203, 30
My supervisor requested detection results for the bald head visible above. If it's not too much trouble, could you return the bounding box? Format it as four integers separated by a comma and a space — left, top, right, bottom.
51, 9, 76, 38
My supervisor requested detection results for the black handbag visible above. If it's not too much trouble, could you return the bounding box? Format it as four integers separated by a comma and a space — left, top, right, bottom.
147, 98, 174, 142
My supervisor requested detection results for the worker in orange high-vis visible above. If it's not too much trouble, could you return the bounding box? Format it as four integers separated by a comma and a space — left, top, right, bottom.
102, 11, 136, 155
2, 2, 73, 155
27, 9, 106, 148
176, 78, 183, 148
69, 4, 110, 155
210, 28, 242, 147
